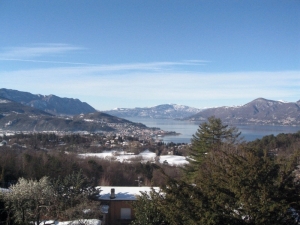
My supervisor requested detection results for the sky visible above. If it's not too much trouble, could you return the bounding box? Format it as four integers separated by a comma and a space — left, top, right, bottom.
0, 0, 299, 110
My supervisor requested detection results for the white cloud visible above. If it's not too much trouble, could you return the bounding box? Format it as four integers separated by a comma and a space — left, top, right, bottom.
0, 44, 208, 69
0, 43, 83, 59
0, 63, 299, 110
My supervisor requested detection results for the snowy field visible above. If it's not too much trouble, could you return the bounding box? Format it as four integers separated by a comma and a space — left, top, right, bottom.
40, 219, 101, 225
79, 150, 188, 166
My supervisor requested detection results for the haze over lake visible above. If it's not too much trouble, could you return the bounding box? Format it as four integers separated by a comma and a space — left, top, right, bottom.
124, 117, 300, 143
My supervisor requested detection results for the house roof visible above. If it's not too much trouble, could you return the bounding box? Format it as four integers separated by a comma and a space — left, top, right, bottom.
97, 186, 159, 201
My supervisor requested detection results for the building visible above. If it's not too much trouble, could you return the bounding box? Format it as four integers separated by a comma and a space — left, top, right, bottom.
98, 186, 159, 225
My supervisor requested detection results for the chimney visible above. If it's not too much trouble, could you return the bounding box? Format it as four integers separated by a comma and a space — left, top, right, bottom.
110, 188, 116, 199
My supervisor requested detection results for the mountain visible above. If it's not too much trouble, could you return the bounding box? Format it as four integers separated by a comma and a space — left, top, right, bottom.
0, 88, 97, 115
0, 97, 54, 117
0, 97, 149, 133
185, 98, 300, 125
104, 104, 202, 119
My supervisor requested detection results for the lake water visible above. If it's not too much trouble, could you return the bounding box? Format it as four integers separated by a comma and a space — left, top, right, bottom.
124, 117, 300, 143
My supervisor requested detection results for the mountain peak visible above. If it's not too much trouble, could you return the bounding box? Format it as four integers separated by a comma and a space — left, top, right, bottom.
104, 104, 202, 119
186, 98, 300, 125
251, 98, 274, 103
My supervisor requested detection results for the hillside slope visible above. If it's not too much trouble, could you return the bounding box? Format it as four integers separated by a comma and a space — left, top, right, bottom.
104, 104, 202, 119
0, 97, 149, 132
0, 88, 96, 115
186, 98, 300, 125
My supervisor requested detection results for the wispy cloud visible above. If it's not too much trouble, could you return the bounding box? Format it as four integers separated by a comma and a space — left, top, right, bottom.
0, 43, 83, 59
0, 59, 207, 70
0, 58, 96, 66
0, 44, 209, 70
0, 44, 298, 109
75, 61, 207, 72
1, 64, 299, 109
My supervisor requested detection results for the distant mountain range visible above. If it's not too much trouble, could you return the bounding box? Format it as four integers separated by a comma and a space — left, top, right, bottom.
0, 96, 148, 132
104, 98, 300, 126
0, 88, 96, 116
1, 89, 300, 127
185, 98, 300, 125
104, 104, 202, 119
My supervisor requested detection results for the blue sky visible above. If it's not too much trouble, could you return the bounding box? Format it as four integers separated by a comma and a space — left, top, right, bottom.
0, 0, 299, 110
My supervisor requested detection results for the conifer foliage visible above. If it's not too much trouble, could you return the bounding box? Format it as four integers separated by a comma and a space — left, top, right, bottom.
51, 170, 101, 221
195, 148, 300, 224
131, 117, 300, 225
185, 116, 241, 181
131, 189, 167, 225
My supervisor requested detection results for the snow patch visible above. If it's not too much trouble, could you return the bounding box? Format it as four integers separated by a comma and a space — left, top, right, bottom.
159, 155, 188, 165
0, 99, 10, 103
41, 219, 101, 225
79, 150, 188, 166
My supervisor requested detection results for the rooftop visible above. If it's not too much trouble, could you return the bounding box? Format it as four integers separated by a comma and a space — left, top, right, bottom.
98, 186, 159, 201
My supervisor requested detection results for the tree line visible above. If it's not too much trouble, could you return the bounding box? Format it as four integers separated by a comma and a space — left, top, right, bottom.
0, 146, 182, 187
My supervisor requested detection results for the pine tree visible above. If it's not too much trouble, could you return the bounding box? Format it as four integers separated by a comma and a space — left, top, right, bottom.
185, 116, 241, 181
131, 189, 168, 225
131, 117, 300, 225
194, 146, 300, 224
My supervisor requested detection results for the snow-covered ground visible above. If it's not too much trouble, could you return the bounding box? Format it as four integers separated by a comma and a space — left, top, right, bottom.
159, 155, 188, 165
40, 219, 101, 225
79, 150, 188, 166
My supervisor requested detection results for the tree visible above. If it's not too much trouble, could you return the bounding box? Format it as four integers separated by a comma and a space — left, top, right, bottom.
194, 146, 300, 224
132, 147, 300, 225
51, 170, 101, 221
1, 172, 102, 224
132, 118, 300, 225
2, 177, 55, 225
131, 176, 234, 225
185, 116, 241, 181
131, 189, 168, 225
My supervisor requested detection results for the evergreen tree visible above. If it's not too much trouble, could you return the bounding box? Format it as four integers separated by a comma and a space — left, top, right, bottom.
194, 147, 300, 224
131, 189, 168, 225
51, 170, 101, 221
185, 116, 241, 181
132, 118, 300, 225
132, 147, 300, 225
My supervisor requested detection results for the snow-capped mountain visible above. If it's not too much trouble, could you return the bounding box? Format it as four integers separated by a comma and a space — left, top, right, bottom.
104, 104, 202, 119
185, 98, 300, 125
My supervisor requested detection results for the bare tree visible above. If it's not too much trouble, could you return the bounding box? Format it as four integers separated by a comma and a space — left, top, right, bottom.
2, 177, 54, 225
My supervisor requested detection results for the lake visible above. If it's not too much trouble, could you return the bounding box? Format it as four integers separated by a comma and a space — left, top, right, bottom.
124, 117, 300, 143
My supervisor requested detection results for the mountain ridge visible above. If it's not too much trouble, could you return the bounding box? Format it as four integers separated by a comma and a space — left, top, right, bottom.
0, 97, 152, 133
0, 88, 97, 116
185, 98, 300, 125
1, 89, 299, 126
104, 104, 202, 119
